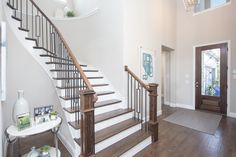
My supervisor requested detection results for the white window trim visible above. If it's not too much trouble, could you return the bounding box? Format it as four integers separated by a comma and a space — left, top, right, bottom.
193, 0, 231, 16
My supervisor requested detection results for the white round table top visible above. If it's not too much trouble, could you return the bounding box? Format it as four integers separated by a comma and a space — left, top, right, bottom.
6, 117, 62, 137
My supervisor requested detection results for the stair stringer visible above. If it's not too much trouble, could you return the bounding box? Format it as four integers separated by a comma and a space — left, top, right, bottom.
3, 2, 80, 157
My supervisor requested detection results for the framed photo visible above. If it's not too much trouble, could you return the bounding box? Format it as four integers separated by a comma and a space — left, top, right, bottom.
140, 47, 155, 83
34, 105, 53, 124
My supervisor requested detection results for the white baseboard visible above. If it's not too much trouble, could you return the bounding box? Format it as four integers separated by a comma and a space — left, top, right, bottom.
175, 103, 195, 110
58, 132, 76, 157
165, 102, 195, 110
228, 112, 236, 118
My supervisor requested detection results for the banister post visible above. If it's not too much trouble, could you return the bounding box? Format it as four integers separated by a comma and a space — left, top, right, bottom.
80, 90, 95, 157
148, 83, 159, 143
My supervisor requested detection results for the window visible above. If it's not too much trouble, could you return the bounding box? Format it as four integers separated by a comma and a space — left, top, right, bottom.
194, 0, 230, 13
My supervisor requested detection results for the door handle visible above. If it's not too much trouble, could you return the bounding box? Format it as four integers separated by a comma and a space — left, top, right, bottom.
195, 82, 199, 88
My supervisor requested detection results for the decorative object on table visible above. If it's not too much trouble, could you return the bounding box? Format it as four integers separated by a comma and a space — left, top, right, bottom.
17, 113, 31, 130
66, 10, 75, 17
40, 145, 51, 157
34, 105, 53, 124
49, 111, 58, 120
183, 0, 200, 12
0, 21, 7, 101
140, 47, 155, 83
27, 147, 40, 157
12, 90, 30, 124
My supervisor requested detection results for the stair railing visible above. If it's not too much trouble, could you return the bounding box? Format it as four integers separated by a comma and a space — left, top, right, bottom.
125, 65, 159, 142
7, 0, 96, 156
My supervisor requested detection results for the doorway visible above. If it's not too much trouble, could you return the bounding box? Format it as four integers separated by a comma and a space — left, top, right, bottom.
161, 45, 174, 106
195, 43, 228, 114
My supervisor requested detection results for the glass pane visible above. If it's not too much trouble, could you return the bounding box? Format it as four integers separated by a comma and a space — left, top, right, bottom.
194, 0, 230, 13
201, 48, 220, 96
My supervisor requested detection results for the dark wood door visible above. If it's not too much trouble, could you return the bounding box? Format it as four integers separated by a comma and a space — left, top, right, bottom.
195, 43, 228, 114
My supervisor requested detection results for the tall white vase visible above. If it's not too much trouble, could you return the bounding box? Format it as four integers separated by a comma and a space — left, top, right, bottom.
12, 90, 30, 124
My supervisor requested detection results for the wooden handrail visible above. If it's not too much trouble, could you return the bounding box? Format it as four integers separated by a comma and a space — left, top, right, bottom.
124, 65, 150, 91
29, 0, 93, 91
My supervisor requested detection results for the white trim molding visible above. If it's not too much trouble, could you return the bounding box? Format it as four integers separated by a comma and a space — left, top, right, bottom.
157, 110, 162, 117
58, 132, 76, 157
228, 112, 236, 118
175, 103, 195, 110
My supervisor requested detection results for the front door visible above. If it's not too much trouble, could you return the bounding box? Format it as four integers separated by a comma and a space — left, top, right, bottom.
195, 43, 228, 114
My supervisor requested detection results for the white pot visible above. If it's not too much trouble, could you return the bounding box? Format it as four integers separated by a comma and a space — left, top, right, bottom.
12, 90, 30, 124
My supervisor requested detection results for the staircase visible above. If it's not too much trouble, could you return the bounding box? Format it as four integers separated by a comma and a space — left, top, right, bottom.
4, 0, 159, 156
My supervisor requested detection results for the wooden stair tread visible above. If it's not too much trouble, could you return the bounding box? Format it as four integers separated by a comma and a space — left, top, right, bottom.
95, 99, 122, 108
96, 130, 150, 157
19, 27, 29, 32
46, 61, 87, 67
50, 69, 98, 72
53, 76, 103, 80
95, 108, 133, 123
60, 91, 114, 100
63, 99, 121, 114
40, 54, 72, 62
75, 118, 141, 145
97, 91, 114, 96
33, 47, 56, 56
63, 107, 79, 113
57, 84, 109, 89
69, 108, 133, 130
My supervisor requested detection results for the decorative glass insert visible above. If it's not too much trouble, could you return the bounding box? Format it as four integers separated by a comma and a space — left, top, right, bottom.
194, 0, 230, 13
201, 49, 220, 96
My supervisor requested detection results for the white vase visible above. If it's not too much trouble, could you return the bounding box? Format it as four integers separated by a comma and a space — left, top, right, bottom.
12, 90, 30, 124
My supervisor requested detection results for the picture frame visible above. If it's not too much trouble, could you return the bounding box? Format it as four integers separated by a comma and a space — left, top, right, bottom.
140, 47, 156, 83
34, 105, 53, 124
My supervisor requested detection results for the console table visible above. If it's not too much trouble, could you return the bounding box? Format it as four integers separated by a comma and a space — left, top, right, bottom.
5, 117, 62, 157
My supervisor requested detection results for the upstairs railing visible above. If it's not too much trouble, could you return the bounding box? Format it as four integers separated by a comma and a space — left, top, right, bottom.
7, 0, 96, 156
125, 65, 159, 142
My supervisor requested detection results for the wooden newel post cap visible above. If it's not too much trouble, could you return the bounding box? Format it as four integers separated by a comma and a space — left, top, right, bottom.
79, 90, 95, 95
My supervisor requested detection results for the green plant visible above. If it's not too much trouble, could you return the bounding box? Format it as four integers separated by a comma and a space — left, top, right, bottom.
50, 111, 58, 116
40, 145, 51, 153
66, 11, 75, 17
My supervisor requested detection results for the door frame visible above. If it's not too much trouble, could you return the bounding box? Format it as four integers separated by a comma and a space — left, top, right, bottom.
193, 40, 231, 115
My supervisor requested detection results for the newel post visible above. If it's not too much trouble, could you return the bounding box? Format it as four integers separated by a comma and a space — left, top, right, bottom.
148, 83, 159, 143
80, 90, 95, 157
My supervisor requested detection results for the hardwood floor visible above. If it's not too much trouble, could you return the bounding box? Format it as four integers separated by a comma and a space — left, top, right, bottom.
135, 105, 236, 157
7, 105, 236, 157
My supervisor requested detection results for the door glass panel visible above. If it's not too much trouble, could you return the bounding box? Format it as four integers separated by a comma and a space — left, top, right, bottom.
201, 48, 220, 96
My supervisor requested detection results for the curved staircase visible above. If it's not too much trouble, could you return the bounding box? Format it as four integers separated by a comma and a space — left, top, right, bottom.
4, 0, 159, 156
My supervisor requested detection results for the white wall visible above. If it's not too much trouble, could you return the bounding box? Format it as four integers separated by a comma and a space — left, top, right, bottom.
53, 0, 124, 95
176, 1, 236, 113
123, 0, 177, 113
73, 0, 99, 16
34, 0, 75, 17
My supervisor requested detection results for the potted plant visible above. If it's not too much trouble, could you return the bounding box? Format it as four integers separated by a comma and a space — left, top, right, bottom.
66, 10, 75, 17
40, 145, 51, 157
49, 111, 58, 120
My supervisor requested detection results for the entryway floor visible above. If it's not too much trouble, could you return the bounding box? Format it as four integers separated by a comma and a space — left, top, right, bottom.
7, 105, 236, 157
135, 105, 236, 157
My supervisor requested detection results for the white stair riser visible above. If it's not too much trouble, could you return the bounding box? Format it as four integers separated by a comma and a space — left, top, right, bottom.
95, 124, 142, 153
63, 103, 123, 122
95, 112, 133, 132
120, 137, 152, 157
95, 103, 123, 115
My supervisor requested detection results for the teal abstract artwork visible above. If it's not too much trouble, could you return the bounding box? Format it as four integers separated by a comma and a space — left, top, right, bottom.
142, 53, 153, 80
